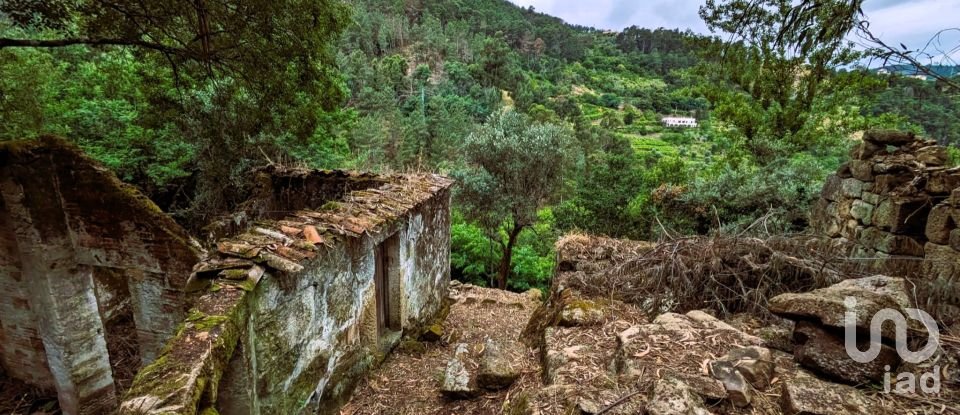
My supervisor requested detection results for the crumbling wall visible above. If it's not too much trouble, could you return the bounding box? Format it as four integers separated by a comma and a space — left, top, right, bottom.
811, 130, 960, 321
220, 195, 451, 414
0, 137, 202, 414
120, 169, 453, 415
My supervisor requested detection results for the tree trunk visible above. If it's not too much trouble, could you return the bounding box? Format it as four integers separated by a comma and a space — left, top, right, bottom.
496, 224, 524, 290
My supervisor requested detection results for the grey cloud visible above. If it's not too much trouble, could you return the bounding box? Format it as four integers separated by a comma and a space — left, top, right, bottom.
510, 0, 954, 60
606, 0, 643, 27
863, 0, 917, 12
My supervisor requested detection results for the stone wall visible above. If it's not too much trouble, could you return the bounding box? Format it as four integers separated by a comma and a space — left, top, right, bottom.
0, 137, 203, 414
120, 168, 453, 415
811, 130, 960, 322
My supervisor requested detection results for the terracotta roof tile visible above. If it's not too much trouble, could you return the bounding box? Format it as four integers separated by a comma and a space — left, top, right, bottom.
187, 170, 452, 292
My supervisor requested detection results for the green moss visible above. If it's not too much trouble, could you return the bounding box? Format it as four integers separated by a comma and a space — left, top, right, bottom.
186, 309, 230, 331
396, 340, 427, 354
123, 353, 202, 406
566, 299, 601, 313
199, 408, 221, 415
320, 201, 343, 211
220, 269, 248, 280
418, 323, 444, 342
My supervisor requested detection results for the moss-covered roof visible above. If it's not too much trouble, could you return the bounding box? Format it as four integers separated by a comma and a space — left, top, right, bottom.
186, 168, 453, 293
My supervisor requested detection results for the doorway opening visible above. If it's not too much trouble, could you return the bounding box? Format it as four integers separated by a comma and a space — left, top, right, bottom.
374, 233, 401, 337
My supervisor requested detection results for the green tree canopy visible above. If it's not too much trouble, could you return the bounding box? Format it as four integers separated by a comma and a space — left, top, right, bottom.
456, 109, 573, 288
0, 0, 351, 223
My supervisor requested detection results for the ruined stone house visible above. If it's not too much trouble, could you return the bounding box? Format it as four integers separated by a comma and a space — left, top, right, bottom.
0, 137, 203, 414
0, 137, 454, 415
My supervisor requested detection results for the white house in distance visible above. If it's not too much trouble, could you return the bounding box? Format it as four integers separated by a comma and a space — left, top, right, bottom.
661, 116, 698, 128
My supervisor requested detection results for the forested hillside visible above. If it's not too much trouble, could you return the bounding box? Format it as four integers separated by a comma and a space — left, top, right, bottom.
2, 0, 958, 291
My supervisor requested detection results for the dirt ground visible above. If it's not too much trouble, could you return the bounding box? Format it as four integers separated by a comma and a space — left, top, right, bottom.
342, 283, 543, 415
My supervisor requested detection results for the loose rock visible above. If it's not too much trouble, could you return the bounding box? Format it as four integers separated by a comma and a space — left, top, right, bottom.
780, 371, 871, 415
440, 343, 478, 399
793, 321, 900, 385
647, 376, 714, 415
768, 275, 922, 341
708, 360, 753, 408
477, 338, 522, 390
717, 346, 775, 389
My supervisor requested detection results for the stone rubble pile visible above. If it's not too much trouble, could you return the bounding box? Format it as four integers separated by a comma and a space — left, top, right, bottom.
769, 275, 949, 386
522, 285, 882, 415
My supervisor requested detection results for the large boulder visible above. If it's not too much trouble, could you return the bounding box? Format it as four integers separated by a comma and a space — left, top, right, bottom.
863, 129, 915, 146
613, 312, 763, 407
768, 275, 923, 341
793, 321, 900, 385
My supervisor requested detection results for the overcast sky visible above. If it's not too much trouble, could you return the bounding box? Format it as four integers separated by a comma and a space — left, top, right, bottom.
508, 0, 960, 64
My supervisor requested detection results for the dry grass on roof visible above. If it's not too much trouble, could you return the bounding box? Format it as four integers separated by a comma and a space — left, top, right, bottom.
556, 232, 657, 264
559, 233, 871, 319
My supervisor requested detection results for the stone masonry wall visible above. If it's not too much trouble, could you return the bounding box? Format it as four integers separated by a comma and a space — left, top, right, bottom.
0, 137, 202, 415
811, 130, 960, 322
218, 190, 451, 414
120, 169, 453, 415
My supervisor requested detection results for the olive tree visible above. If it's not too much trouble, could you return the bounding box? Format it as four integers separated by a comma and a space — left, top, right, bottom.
456, 109, 573, 289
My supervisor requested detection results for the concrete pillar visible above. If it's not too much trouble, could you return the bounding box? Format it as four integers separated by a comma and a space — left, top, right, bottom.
29, 264, 117, 414
1, 174, 116, 415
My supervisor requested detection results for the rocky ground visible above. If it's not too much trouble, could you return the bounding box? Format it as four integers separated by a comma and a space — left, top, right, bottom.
5, 236, 957, 415
345, 235, 960, 415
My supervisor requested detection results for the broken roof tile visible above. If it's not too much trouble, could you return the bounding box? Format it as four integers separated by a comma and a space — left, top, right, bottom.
302, 226, 324, 245
191, 258, 256, 277
272, 245, 316, 262
279, 225, 302, 236
217, 240, 261, 259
